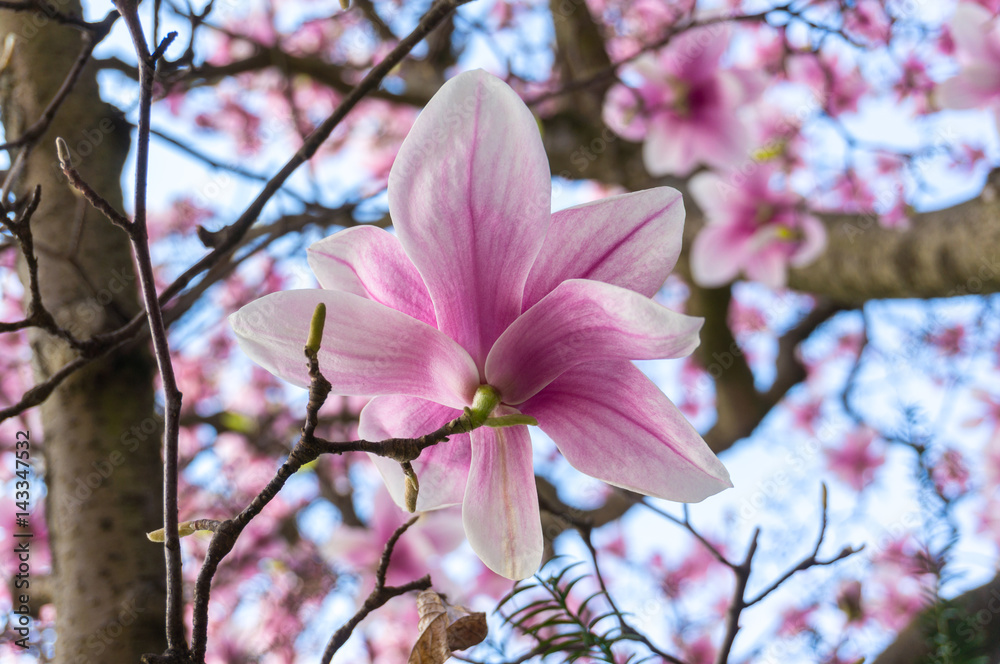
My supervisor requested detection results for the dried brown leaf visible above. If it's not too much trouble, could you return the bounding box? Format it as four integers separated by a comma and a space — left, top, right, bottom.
408, 590, 487, 664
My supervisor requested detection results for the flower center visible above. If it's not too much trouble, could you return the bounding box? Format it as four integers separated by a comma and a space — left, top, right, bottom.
468, 384, 502, 428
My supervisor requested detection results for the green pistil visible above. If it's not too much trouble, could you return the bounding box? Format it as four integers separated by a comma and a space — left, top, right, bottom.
467, 384, 502, 429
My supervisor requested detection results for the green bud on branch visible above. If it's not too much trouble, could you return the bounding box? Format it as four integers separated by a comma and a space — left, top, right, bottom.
305, 302, 327, 356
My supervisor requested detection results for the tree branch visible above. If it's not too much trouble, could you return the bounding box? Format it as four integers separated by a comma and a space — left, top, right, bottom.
320, 517, 431, 664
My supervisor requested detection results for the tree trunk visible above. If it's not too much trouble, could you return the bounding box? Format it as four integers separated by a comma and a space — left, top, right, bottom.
1, 6, 168, 662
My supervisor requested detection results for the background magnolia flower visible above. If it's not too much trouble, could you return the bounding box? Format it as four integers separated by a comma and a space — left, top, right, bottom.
324, 488, 466, 592
231, 70, 730, 579
603, 25, 764, 176
936, 2, 1000, 131
689, 164, 827, 288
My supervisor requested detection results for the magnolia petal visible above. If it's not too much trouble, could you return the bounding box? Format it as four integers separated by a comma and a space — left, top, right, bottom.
699, 88, 754, 169
689, 223, 751, 287
389, 70, 551, 369
523, 188, 685, 310
936, 67, 1000, 110
644, 118, 698, 177
790, 214, 828, 268
486, 279, 703, 405
522, 361, 731, 502
671, 24, 731, 80
745, 243, 788, 289
307, 226, 435, 326
230, 290, 478, 408
360, 395, 471, 511
463, 413, 542, 580
688, 171, 735, 223
950, 3, 994, 65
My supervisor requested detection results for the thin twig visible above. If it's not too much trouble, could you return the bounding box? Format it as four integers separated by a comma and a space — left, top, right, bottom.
713, 529, 759, 664
59, 156, 133, 233
0, 187, 92, 350
638, 498, 735, 568
744, 485, 863, 607
320, 517, 430, 664
112, 2, 188, 655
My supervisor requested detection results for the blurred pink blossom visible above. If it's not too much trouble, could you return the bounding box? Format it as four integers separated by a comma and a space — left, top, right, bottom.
777, 603, 817, 636
824, 427, 885, 491
937, 2, 1000, 131
324, 488, 465, 590
843, 0, 892, 45
787, 53, 868, 117
689, 164, 827, 288
931, 447, 971, 497
604, 24, 765, 176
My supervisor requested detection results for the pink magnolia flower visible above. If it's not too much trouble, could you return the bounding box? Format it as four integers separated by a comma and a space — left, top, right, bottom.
689, 164, 827, 288
893, 54, 935, 113
936, 2, 1000, 131
824, 427, 885, 491
843, 0, 892, 45
230, 70, 731, 579
604, 25, 764, 176
777, 604, 817, 637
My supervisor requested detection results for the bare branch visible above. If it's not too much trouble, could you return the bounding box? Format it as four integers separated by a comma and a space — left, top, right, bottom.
320, 516, 430, 664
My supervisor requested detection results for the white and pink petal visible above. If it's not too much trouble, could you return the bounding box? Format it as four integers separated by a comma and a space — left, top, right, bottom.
229, 289, 478, 408
307, 226, 435, 326
360, 395, 471, 511
486, 279, 703, 405
388, 70, 551, 369
462, 411, 543, 580
689, 223, 752, 288
521, 361, 731, 502
523, 188, 685, 309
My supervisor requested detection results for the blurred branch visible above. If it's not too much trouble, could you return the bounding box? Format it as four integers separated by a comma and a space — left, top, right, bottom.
684, 282, 844, 454
354, 0, 395, 42
535, 476, 636, 561
0, 1, 106, 30
98, 45, 432, 107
